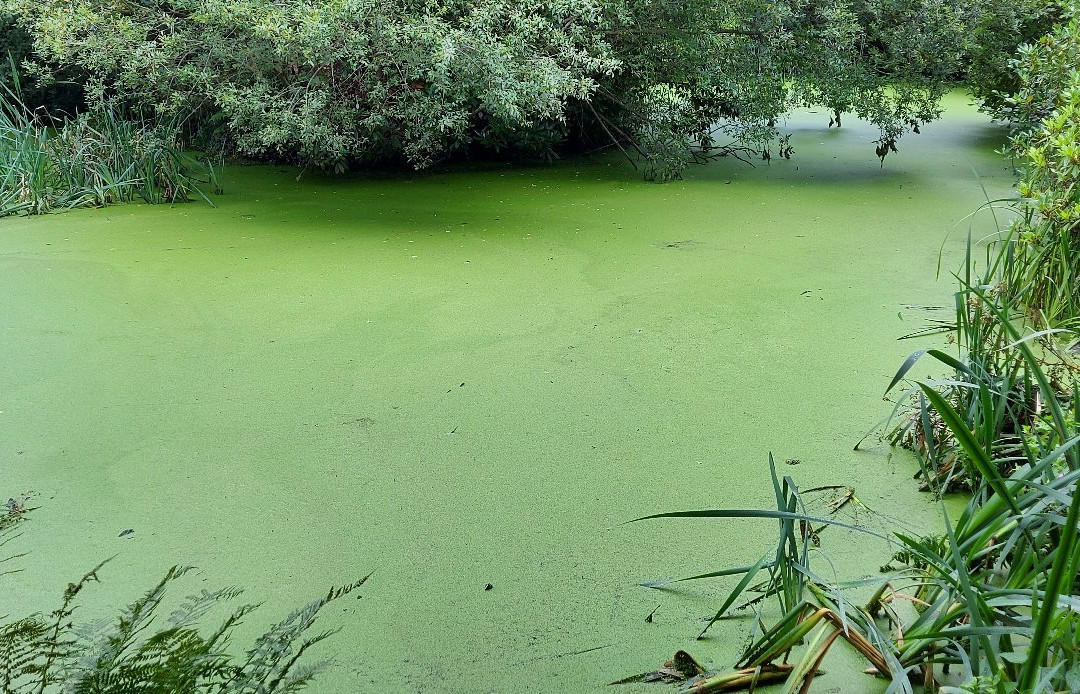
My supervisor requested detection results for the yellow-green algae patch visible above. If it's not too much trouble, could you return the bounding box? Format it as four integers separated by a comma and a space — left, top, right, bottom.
1, 92, 1012, 691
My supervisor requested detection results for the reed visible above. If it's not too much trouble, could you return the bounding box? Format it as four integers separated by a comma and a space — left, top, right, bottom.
627, 353, 1080, 691
0, 74, 218, 218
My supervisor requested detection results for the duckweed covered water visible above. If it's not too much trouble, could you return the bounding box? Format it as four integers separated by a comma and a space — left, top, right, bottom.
1, 92, 1013, 692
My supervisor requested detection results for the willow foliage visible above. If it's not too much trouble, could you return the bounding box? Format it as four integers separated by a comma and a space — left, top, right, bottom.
0, 0, 1036, 177
2, 0, 1009, 176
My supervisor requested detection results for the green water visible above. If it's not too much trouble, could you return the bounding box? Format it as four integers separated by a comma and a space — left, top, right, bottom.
1, 93, 1012, 692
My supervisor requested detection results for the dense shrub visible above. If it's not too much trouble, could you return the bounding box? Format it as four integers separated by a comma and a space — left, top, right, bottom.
966, 0, 1060, 113
1, 12, 82, 116
1001, 2, 1080, 327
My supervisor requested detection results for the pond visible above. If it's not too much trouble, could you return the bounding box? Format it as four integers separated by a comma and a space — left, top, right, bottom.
0, 92, 1013, 691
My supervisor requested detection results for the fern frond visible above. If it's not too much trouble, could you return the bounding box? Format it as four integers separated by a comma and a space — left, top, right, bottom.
168, 587, 246, 630
37, 557, 113, 692
68, 565, 191, 690
226, 572, 372, 694
3, 499, 368, 694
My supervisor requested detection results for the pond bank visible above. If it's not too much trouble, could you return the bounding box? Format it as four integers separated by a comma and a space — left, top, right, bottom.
0, 91, 1012, 691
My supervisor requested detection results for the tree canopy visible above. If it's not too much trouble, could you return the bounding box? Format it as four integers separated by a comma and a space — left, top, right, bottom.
0, 0, 1044, 177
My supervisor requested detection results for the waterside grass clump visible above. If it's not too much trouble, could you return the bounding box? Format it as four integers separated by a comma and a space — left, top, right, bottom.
883, 232, 1079, 494
0, 83, 218, 218
630, 363, 1079, 691
624, 277, 1080, 691
887, 1, 1080, 495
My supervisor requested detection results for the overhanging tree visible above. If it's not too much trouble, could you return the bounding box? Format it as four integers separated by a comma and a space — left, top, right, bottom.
0, 0, 1043, 177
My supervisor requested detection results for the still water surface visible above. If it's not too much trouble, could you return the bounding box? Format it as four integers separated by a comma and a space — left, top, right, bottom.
0, 92, 1012, 691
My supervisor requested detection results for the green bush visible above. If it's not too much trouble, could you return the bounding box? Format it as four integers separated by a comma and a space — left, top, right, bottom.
994, 1, 1080, 328
1014, 73, 1080, 326
966, 0, 1059, 113
0, 13, 32, 88
1, 13, 82, 116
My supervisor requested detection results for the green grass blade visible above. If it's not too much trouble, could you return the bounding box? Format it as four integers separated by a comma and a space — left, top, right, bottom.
697, 554, 772, 638
917, 384, 1021, 516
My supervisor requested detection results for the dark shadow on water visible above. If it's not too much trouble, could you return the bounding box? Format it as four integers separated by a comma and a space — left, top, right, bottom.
964, 122, 1010, 153
286, 149, 644, 189
202, 95, 1014, 245
219, 105, 1010, 199
684, 157, 908, 185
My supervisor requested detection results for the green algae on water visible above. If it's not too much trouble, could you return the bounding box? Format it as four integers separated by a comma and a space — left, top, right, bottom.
0, 92, 1012, 692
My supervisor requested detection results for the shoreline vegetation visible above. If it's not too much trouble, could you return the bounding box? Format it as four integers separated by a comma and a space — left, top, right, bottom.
627, 4, 1080, 692
1, 0, 1078, 691
0, 77, 219, 219
3, 1, 1037, 181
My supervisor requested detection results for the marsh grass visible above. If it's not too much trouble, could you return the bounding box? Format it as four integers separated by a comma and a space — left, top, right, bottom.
0, 73, 218, 218
881, 223, 1079, 495
624, 254, 1080, 691
628, 360, 1080, 691
886, 233, 1035, 493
